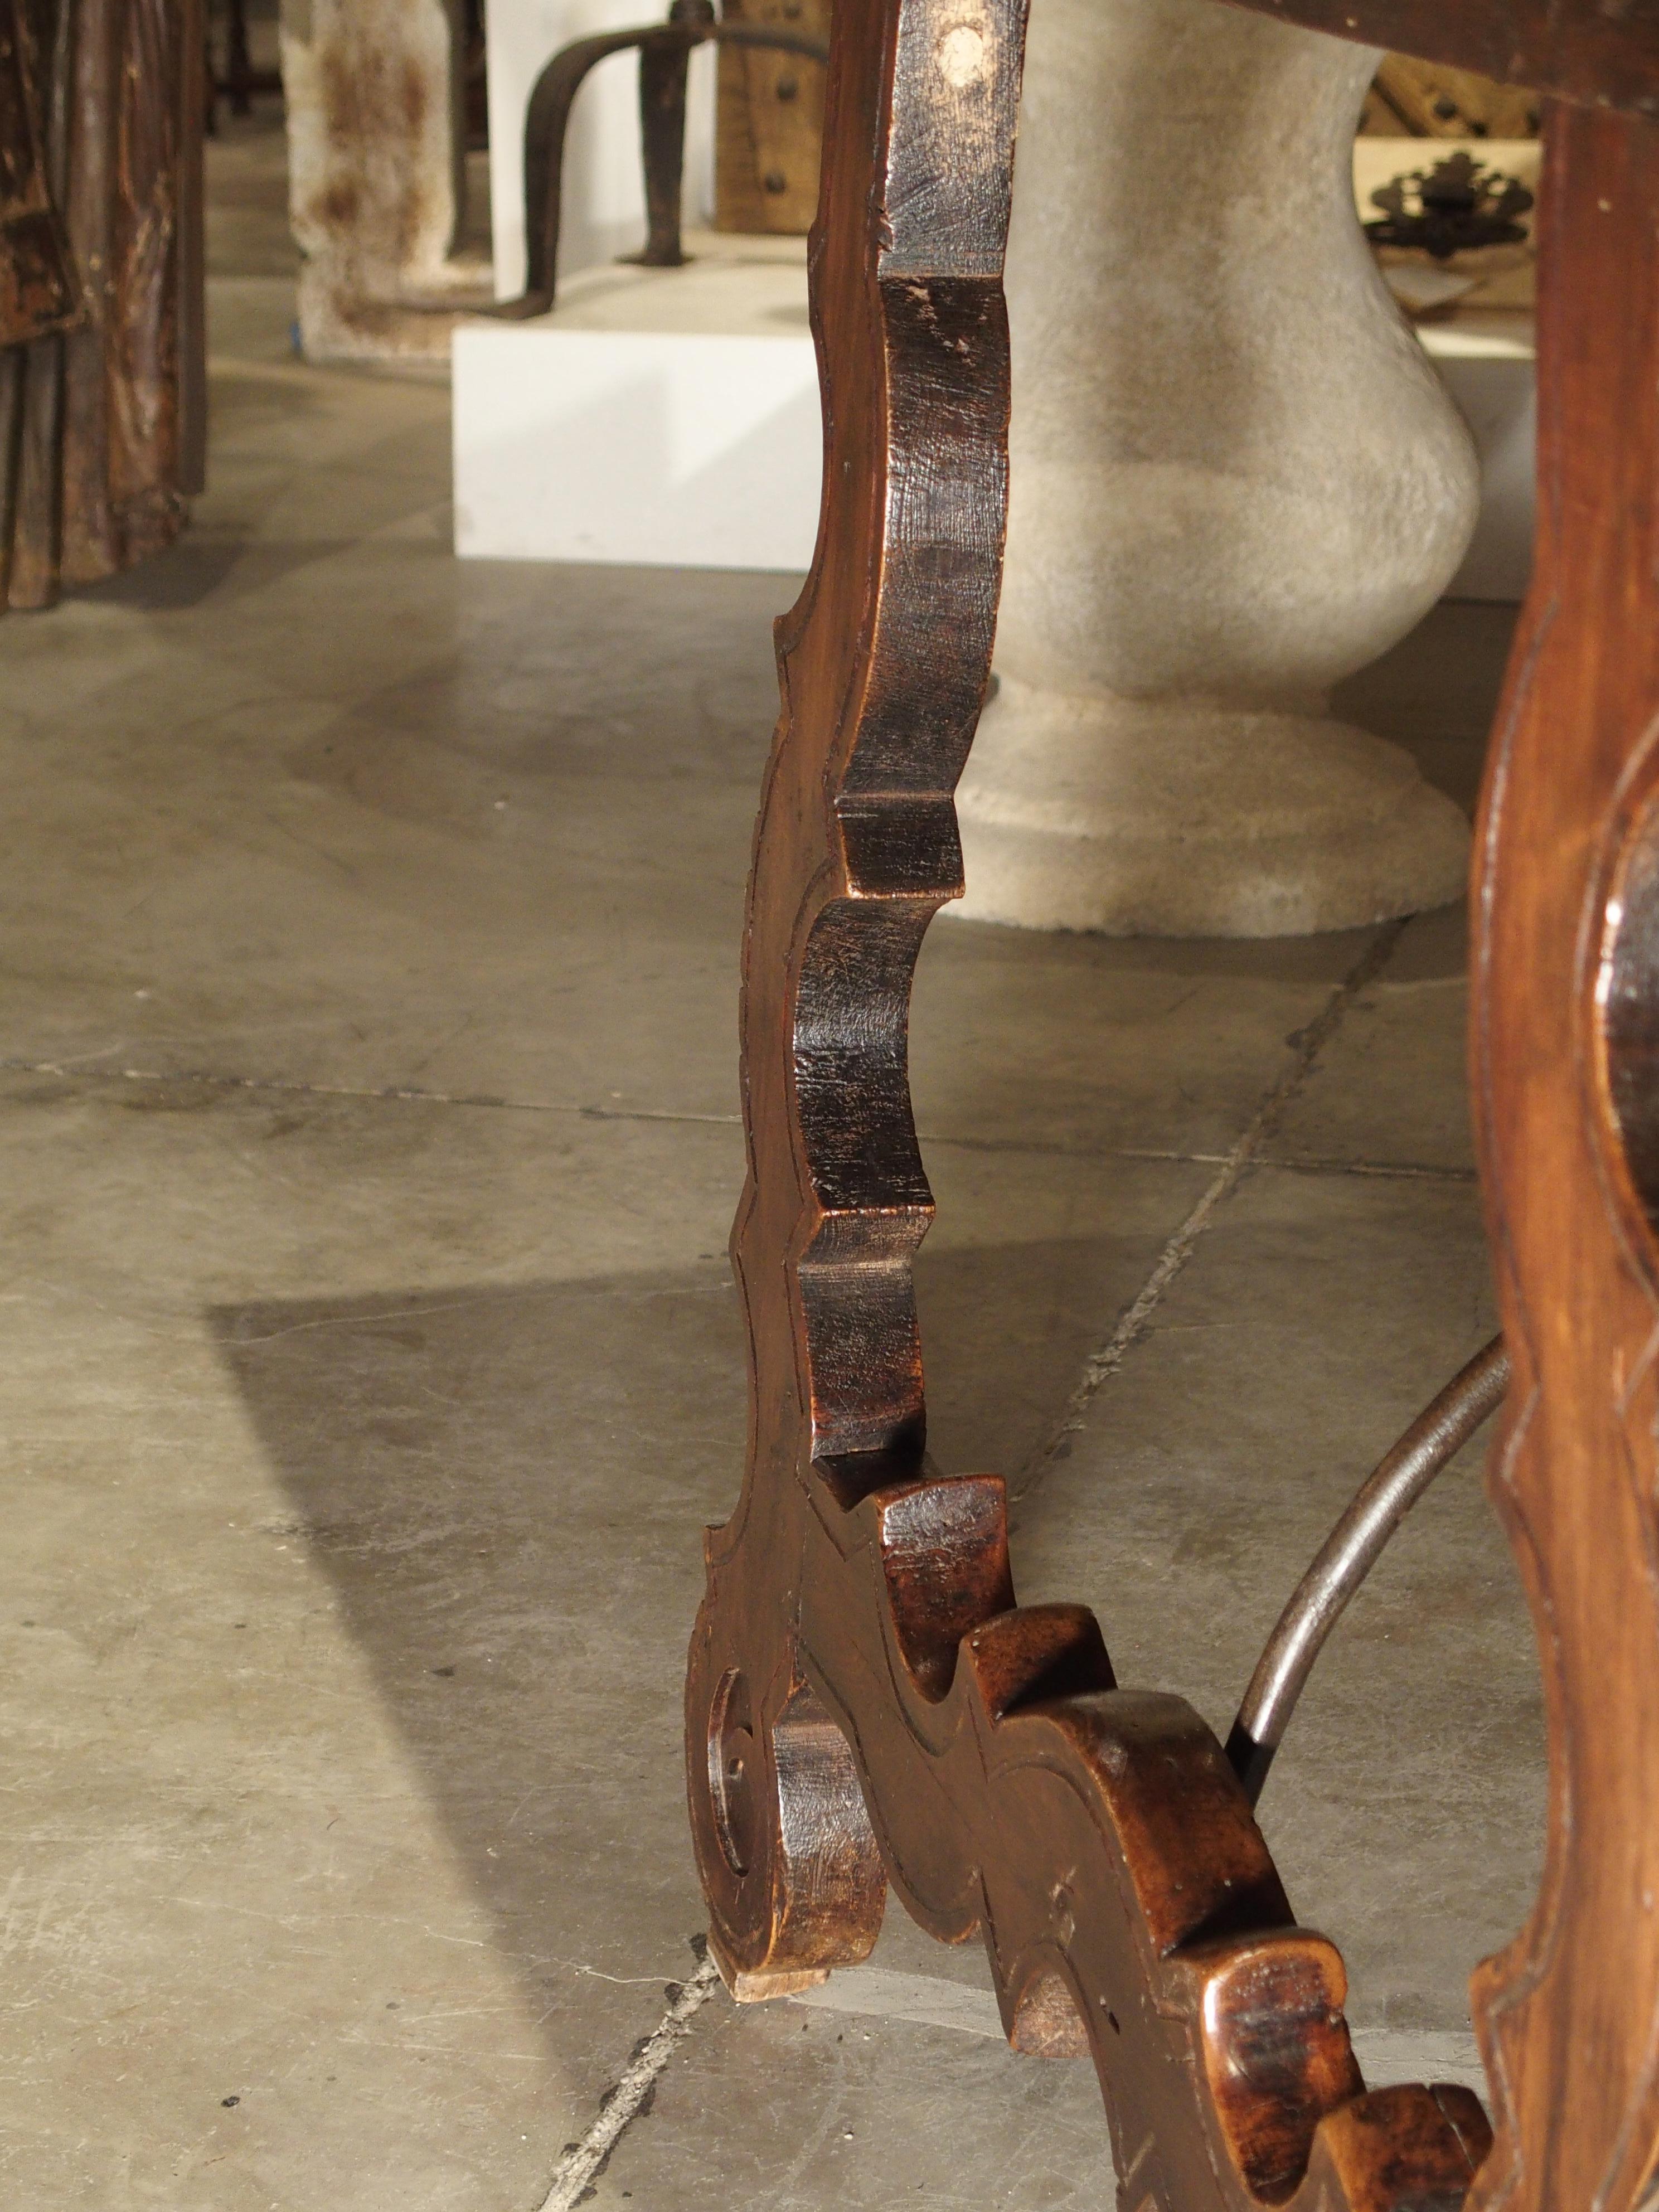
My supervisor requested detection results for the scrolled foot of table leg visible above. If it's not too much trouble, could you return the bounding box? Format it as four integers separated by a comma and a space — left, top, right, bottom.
686, 1593, 886, 1997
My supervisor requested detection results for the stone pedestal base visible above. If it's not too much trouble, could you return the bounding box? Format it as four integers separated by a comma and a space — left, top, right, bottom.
954, 681, 1470, 938
949, 0, 1482, 939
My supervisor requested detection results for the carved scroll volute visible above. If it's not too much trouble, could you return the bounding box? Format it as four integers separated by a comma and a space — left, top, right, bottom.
1469, 100, 1659, 2212
685, 0, 1027, 1983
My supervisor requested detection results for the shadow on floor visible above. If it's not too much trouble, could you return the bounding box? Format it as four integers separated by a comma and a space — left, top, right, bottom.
205, 1233, 1143, 2034
1334, 598, 1520, 817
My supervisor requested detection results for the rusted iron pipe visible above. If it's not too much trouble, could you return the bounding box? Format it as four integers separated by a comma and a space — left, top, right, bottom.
1225, 1333, 1510, 1807
493, 0, 832, 316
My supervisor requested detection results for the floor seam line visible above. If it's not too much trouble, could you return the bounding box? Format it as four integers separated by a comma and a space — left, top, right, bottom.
918, 1131, 1474, 1181
0, 1057, 745, 1127
533, 1955, 721, 2211
0, 1058, 1471, 1179
1258, 1153, 1476, 1183
1007, 918, 1411, 1510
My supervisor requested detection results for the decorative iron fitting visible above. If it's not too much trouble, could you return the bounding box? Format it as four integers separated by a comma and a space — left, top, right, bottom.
1365, 149, 1535, 260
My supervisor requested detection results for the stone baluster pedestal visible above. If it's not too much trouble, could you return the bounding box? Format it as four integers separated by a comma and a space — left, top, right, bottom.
952, 0, 1479, 937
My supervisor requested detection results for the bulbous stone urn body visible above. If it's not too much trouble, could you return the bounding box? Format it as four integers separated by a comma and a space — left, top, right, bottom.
953, 0, 1480, 936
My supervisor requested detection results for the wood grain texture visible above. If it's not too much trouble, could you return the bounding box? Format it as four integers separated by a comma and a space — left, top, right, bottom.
1363, 56, 1541, 139
714, 0, 828, 234
685, 0, 1503, 2203
1468, 95, 1659, 2212
1215, 0, 1659, 119
2, 0, 204, 611
0, 0, 79, 345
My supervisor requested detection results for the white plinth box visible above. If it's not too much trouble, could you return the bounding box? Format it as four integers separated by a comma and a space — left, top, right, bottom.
454, 326, 820, 569
451, 246, 1536, 595
453, 237, 822, 571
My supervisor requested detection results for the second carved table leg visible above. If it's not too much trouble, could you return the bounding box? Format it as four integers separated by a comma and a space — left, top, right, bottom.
1468, 97, 1659, 2212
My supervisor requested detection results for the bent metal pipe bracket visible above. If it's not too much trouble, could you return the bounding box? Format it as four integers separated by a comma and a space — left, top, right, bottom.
1227, 1336, 1510, 1806
488, 0, 830, 316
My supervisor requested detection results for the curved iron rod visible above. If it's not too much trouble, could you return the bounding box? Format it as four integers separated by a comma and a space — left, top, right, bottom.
490, 3, 832, 318
1225, 1333, 1510, 1807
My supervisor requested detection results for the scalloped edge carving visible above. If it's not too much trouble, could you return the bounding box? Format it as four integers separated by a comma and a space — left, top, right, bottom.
685, 0, 1522, 2205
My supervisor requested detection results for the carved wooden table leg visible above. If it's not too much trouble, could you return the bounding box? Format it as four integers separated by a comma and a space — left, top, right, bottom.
683, 0, 1016, 2005
685, 0, 1506, 2204
1469, 96, 1659, 2212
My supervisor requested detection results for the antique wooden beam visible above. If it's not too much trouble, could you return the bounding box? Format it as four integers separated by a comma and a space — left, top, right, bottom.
1215, 0, 1659, 121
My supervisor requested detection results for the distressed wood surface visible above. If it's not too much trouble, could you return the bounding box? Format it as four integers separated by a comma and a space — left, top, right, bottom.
1362, 55, 1540, 140
2, 0, 205, 612
715, 0, 830, 234
0, 0, 78, 346
680, 0, 1564, 2204
1217, 0, 1659, 119
1468, 95, 1659, 2212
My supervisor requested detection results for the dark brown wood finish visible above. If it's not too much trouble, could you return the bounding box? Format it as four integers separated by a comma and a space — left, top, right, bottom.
1216, 0, 1659, 120
1, 0, 205, 612
211, 0, 280, 121
1469, 94, 1659, 2212
679, 0, 1561, 2206
688, 4, 1659, 2210
0, 0, 78, 347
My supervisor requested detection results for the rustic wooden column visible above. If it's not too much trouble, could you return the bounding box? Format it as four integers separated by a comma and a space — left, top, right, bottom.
687, 0, 1487, 2199
2, 0, 205, 613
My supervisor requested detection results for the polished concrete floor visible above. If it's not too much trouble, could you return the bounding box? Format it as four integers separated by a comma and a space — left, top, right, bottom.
0, 117, 1538, 2212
